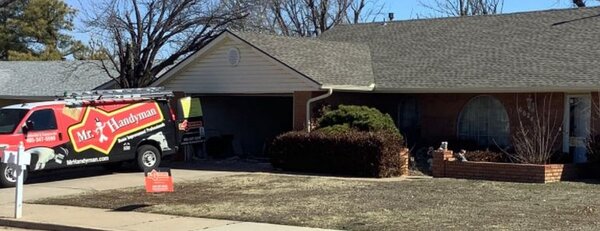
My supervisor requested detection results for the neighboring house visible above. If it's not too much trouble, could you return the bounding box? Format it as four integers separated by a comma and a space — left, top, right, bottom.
152, 7, 600, 161
0, 61, 113, 105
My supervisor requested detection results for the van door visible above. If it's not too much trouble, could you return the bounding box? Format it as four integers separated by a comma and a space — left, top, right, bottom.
22, 108, 65, 170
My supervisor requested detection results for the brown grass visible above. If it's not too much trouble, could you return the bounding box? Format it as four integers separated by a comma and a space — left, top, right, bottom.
34, 174, 600, 230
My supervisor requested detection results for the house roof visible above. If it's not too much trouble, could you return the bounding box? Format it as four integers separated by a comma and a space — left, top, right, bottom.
0, 61, 114, 98
230, 31, 374, 88
318, 7, 600, 92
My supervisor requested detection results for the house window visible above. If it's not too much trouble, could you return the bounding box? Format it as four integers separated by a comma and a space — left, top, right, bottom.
457, 96, 509, 147
397, 98, 420, 145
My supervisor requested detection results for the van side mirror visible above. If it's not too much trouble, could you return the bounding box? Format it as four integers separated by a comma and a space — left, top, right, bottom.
22, 120, 34, 134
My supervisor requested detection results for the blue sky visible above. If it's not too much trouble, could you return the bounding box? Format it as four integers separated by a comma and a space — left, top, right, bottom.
385, 0, 599, 20
65, 0, 599, 43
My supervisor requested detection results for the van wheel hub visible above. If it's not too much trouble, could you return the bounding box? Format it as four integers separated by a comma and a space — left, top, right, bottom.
4, 166, 16, 183
142, 151, 157, 167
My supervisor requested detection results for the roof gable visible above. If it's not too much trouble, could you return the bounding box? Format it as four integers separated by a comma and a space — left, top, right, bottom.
153, 30, 376, 91
152, 32, 322, 94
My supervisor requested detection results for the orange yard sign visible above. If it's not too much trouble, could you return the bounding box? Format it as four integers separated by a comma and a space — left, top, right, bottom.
145, 169, 174, 193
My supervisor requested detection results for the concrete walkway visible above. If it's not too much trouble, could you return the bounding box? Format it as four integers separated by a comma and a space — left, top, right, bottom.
0, 166, 334, 231
0, 204, 330, 231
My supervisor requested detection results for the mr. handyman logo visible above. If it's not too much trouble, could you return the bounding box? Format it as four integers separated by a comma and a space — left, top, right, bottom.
67, 102, 164, 154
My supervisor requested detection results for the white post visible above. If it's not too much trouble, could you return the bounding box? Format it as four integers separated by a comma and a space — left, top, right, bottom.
14, 142, 25, 219
14, 165, 23, 219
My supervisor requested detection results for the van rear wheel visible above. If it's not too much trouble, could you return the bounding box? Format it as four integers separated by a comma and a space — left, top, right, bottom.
136, 145, 161, 172
0, 163, 27, 188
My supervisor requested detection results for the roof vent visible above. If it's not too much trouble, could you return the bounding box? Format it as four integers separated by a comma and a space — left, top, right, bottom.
228, 47, 240, 66
388, 13, 394, 21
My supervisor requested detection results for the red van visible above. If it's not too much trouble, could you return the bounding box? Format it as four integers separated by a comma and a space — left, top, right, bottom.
0, 88, 183, 187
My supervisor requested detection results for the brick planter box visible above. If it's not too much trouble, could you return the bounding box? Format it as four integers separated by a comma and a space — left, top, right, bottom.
432, 150, 577, 183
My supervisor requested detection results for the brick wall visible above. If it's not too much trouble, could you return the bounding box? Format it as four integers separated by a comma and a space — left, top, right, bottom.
431, 150, 577, 183
291, 92, 566, 149
418, 93, 565, 146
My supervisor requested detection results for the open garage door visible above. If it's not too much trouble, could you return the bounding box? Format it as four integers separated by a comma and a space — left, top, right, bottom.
198, 95, 292, 157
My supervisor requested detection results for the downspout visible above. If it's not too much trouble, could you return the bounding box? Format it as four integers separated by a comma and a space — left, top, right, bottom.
306, 88, 333, 132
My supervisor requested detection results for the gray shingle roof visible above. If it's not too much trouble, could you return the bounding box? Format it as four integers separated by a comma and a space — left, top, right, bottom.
0, 61, 113, 97
231, 31, 374, 87
319, 7, 600, 91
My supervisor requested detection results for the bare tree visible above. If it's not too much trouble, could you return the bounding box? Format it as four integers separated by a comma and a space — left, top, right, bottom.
504, 94, 562, 164
225, 0, 384, 37
573, 0, 586, 7
83, 0, 248, 88
420, 0, 503, 17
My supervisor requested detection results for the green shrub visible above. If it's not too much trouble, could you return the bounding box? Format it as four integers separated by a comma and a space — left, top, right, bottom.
316, 124, 355, 135
269, 130, 406, 178
317, 105, 401, 136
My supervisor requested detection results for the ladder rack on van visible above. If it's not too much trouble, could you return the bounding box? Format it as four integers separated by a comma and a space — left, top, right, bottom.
63, 87, 174, 107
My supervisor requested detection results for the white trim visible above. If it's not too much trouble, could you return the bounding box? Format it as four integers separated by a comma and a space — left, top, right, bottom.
320, 84, 375, 91
563, 93, 592, 157
374, 87, 600, 94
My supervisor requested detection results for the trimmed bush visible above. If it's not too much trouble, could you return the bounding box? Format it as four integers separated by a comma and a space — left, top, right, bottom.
316, 124, 354, 135
464, 150, 505, 162
317, 105, 400, 136
269, 130, 406, 178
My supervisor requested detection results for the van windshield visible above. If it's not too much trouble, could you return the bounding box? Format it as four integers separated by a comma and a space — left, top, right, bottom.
0, 109, 28, 134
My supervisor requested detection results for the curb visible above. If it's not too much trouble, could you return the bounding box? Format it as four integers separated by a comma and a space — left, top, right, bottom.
0, 218, 107, 231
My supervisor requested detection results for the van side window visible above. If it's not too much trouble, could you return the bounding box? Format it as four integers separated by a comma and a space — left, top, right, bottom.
27, 109, 57, 131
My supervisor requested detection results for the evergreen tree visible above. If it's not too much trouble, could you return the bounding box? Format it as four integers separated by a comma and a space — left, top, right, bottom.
1, 0, 79, 60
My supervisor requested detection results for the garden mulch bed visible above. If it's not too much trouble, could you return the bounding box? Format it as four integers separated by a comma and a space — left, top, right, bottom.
34, 173, 600, 230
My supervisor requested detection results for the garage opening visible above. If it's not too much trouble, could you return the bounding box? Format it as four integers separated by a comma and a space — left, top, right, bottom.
197, 95, 293, 157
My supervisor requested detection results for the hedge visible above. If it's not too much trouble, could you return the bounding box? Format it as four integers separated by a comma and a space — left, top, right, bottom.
269, 130, 406, 178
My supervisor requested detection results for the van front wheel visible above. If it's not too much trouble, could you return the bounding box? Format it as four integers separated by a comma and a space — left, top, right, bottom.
136, 145, 161, 172
0, 163, 27, 188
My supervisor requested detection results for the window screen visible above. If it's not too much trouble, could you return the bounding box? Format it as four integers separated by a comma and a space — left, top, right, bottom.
27, 109, 57, 131
457, 96, 509, 147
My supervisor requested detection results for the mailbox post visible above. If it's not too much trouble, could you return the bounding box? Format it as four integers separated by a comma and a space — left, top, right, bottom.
1, 142, 29, 219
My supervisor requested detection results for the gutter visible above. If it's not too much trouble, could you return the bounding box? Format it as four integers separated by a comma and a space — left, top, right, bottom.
306, 87, 333, 132
320, 83, 375, 92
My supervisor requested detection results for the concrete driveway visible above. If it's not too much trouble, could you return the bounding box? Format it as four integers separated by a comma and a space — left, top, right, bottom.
0, 163, 242, 208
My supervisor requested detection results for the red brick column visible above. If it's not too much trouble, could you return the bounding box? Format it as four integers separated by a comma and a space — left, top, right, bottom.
432, 149, 454, 177
400, 148, 409, 176
293, 91, 313, 131
292, 91, 329, 131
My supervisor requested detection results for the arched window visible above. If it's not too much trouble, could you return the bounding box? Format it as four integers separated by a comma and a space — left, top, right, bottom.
457, 96, 510, 147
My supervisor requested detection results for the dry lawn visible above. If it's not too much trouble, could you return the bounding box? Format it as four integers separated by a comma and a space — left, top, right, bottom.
35, 174, 600, 230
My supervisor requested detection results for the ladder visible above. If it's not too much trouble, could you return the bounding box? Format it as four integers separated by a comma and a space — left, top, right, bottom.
63, 87, 174, 106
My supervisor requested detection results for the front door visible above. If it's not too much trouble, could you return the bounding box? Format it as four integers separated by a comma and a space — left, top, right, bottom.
563, 94, 591, 163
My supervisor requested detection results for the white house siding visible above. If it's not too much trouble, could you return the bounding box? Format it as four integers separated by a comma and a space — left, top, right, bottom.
162, 37, 318, 94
